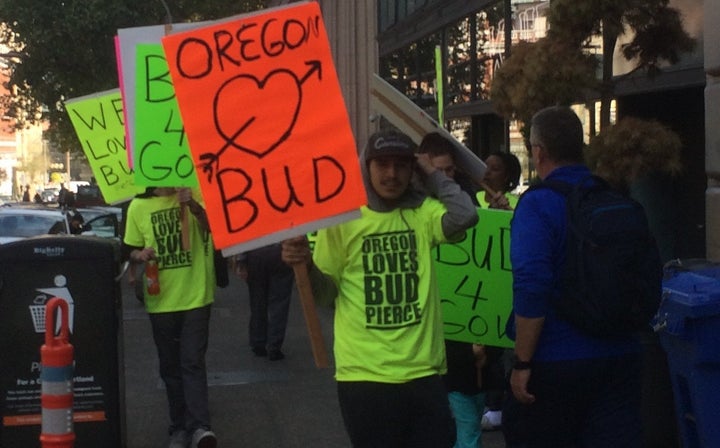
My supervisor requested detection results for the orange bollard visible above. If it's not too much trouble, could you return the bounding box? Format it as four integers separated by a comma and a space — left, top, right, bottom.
39, 297, 75, 448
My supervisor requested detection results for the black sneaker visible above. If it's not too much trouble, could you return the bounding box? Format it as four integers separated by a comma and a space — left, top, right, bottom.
268, 349, 285, 361
252, 346, 267, 357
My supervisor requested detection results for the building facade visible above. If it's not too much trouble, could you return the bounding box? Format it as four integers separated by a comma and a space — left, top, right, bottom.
170, 0, 720, 264
706, 0, 720, 260
0, 67, 48, 201
269, 0, 711, 261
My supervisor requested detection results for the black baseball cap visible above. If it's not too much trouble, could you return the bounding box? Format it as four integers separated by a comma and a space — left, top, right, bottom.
366, 130, 417, 161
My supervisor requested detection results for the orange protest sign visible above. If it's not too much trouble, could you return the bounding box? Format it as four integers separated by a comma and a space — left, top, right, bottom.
161, 2, 365, 254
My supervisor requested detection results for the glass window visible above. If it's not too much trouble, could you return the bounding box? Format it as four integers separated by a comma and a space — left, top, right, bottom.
379, 0, 435, 32
0, 214, 67, 237
379, 34, 440, 110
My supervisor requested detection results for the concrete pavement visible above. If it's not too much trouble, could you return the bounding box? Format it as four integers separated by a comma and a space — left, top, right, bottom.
121, 272, 506, 447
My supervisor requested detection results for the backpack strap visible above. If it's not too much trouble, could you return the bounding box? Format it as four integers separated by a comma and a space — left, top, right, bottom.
524, 175, 606, 198
520, 176, 599, 247
528, 179, 573, 197
516, 179, 568, 211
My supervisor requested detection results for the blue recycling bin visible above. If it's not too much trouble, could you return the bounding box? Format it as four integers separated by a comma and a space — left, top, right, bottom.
655, 263, 720, 448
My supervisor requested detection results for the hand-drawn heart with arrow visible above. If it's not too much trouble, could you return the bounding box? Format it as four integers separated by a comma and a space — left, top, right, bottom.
199, 61, 322, 182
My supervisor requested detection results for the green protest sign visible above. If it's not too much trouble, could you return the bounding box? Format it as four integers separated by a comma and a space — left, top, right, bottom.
436, 208, 514, 348
134, 43, 197, 187
65, 89, 143, 204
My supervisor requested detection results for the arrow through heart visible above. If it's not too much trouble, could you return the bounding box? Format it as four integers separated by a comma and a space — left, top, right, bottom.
214, 70, 300, 158
198, 61, 323, 182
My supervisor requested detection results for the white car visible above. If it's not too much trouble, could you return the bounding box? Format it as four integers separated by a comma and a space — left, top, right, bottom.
41, 188, 60, 203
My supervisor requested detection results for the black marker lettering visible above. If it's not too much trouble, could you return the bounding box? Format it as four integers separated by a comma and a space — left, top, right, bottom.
217, 168, 257, 232
176, 38, 213, 79
261, 166, 303, 212
313, 156, 344, 202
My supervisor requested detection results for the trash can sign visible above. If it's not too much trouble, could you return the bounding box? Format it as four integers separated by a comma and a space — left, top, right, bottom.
31, 275, 76, 335
0, 237, 124, 448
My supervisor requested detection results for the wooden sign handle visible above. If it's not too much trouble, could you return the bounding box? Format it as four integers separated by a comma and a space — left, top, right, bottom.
478, 180, 498, 198
293, 263, 330, 368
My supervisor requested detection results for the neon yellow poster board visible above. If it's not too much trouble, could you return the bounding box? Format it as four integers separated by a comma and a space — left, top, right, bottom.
133, 43, 198, 187
65, 89, 144, 204
437, 208, 514, 348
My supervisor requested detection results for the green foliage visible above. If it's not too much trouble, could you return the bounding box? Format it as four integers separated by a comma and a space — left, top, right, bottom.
548, 0, 696, 75
0, 0, 267, 150
586, 117, 683, 190
621, 3, 696, 71
491, 0, 695, 130
490, 39, 598, 134
547, 0, 638, 44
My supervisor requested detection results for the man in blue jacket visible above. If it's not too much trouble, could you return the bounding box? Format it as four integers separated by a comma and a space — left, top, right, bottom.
506, 106, 642, 447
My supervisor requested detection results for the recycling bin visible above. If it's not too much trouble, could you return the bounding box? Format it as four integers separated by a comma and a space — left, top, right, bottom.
655, 261, 720, 448
0, 235, 125, 448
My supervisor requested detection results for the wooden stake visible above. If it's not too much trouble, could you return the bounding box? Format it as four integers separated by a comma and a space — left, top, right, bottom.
478, 180, 498, 198
180, 204, 191, 251
292, 263, 330, 368
477, 179, 513, 210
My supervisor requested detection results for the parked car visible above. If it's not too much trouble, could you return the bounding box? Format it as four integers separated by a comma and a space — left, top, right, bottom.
0, 205, 120, 244
41, 188, 60, 203
74, 206, 122, 239
75, 184, 106, 207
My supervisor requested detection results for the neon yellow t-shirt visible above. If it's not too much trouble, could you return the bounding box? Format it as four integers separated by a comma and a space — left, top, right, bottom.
124, 191, 215, 313
313, 199, 450, 383
476, 191, 519, 209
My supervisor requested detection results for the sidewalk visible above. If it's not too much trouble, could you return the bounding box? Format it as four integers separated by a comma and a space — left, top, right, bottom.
121, 273, 505, 447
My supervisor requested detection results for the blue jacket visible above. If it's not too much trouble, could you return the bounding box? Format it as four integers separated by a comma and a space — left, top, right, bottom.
508, 165, 640, 361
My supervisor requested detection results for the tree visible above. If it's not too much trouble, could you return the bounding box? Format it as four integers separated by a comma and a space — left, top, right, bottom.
548, 0, 695, 130
0, 0, 267, 151
491, 0, 695, 135
490, 38, 598, 133
586, 117, 683, 191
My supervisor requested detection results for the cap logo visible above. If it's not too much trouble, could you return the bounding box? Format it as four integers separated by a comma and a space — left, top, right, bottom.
374, 137, 410, 150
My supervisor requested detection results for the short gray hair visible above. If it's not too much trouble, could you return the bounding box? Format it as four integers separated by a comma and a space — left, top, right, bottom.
530, 106, 584, 164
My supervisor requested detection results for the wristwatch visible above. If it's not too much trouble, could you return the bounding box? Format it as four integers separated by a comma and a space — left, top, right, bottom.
511, 354, 533, 370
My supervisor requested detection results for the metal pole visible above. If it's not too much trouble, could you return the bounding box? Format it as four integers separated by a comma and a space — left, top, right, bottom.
503, 0, 512, 153
158, 0, 172, 24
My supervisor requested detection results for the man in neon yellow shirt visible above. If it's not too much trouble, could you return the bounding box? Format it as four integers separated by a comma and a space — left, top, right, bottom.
282, 130, 478, 447
123, 187, 217, 448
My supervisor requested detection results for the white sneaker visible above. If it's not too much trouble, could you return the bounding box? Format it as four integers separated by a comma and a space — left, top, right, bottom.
481, 410, 502, 431
168, 429, 188, 448
191, 428, 217, 448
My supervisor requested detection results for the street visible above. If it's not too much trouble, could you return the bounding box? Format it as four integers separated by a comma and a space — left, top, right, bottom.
122, 271, 506, 447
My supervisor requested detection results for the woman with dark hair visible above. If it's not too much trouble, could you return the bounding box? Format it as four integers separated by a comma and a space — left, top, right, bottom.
477, 151, 522, 437
478, 151, 522, 210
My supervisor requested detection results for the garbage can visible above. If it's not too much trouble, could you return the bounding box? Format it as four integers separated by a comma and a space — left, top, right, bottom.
0, 235, 125, 448
655, 261, 720, 448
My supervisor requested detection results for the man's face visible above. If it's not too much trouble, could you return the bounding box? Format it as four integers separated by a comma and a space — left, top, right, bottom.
529, 126, 546, 178
529, 127, 540, 164
429, 154, 456, 179
368, 156, 414, 202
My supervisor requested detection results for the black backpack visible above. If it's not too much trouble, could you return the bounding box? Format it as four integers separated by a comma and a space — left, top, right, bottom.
528, 175, 662, 338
